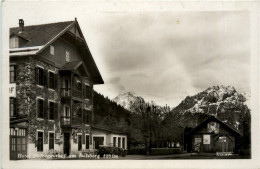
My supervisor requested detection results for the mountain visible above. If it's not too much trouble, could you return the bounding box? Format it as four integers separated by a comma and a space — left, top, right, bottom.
167, 85, 251, 133
113, 92, 145, 112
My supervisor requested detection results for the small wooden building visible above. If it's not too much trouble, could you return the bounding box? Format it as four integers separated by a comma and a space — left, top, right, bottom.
188, 116, 242, 153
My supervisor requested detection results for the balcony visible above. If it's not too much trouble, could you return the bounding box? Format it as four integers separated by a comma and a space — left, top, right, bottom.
60, 88, 82, 100
60, 116, 83, 127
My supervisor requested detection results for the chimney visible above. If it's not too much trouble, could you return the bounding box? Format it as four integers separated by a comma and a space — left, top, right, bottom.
19, 19, 24, 32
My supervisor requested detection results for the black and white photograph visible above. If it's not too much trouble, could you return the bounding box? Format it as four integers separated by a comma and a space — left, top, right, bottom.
1, 1, 260, 169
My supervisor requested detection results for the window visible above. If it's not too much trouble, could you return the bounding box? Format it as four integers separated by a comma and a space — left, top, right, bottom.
83, 110, 90, 124
36, 67, 44, 86
65, 51, 70, 62
118, 137, 121, 148
50, 45, 55, 55
84, 85, 92, 99
10, 98, 17, 117
10, 65, 17, 83
78, 135, 82, 151
63, 106, 70, 125
65, 106, 70, 117
49, 133, 54, 150
48, 71, 55, 89
203, 134, 210, 145
218, 136, 227, 143
77, 81, 82, 91
37, 132, 43, 152
37, 99, 44, 118
86, 135, 90, 149
113, 137, 116, 147
64, 79, 70, 96
93, 137, 104, 149
22, 98, 29, 114
49, 101, 55, 120
122, 138, 125, 149
10, 37, 19, 48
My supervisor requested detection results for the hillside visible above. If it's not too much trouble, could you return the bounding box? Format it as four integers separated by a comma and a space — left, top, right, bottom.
92, 91, 131, 132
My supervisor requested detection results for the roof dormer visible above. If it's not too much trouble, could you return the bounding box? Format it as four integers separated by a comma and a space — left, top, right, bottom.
9, 19, 30, 48
10, 36, 19, 48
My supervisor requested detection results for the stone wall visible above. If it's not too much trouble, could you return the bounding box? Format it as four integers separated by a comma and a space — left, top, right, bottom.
12, 55, 95, 155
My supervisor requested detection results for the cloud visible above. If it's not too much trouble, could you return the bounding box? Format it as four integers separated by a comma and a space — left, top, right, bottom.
131, 73, 148, 78
90, 11, 250, 107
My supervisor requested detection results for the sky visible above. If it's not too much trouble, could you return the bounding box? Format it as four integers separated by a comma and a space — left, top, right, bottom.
4, 2, 251, 108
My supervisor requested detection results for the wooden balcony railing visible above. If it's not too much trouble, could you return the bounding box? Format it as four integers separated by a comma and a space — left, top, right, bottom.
60, 88, 71, 97
60, 88, 82, 99
60, 116, 71, 125
72, 88, 82, 98
60, 116, 83, 126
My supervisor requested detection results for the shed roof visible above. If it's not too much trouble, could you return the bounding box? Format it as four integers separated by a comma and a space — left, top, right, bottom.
92, 125, 127, 135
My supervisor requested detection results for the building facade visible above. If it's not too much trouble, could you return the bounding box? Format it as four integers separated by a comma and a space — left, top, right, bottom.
188, 116, 241, 153
92, 126, 127, 149
9, 19, 127, 160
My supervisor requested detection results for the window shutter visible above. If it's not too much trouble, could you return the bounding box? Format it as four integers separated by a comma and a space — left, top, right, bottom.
14, 65, 17, 83
90, 87, 93, 99
89, 111, 92, 124
54, 103, 59, 120
35, 68, 38, 84
44, 100, 48, 119
43, 70, 47, 87
87, 86, 90, 99
54, 74, 58, 89
83, 110, 85, 124
14, 98, 18, 116
82, 86, 85, 98
37, 99, 39, 117
47, 72, 49, 88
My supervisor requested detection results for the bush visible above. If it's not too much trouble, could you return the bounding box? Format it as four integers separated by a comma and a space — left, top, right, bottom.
127, 148, 146, 155
150, 148, 182, 155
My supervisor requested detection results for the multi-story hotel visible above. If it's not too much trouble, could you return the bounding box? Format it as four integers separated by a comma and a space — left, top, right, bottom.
9, 19, 127, 160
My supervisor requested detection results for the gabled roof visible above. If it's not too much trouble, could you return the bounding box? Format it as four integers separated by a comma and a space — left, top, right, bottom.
61, 61, 89, 77
61, 61, 83, 71
9, 19, 104, 84
188, 116, 242, 136
10, 21, 74, 47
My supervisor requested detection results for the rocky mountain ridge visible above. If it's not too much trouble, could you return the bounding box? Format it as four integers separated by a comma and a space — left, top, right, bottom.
113, 85, 251, 133
113, 92, 145, 111
169, 85, 250, 132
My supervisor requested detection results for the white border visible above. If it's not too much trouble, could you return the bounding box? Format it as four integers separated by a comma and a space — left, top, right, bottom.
2, 1, 259, 169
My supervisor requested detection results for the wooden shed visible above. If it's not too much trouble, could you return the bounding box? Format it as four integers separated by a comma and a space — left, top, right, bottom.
188, 116, 242, 153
